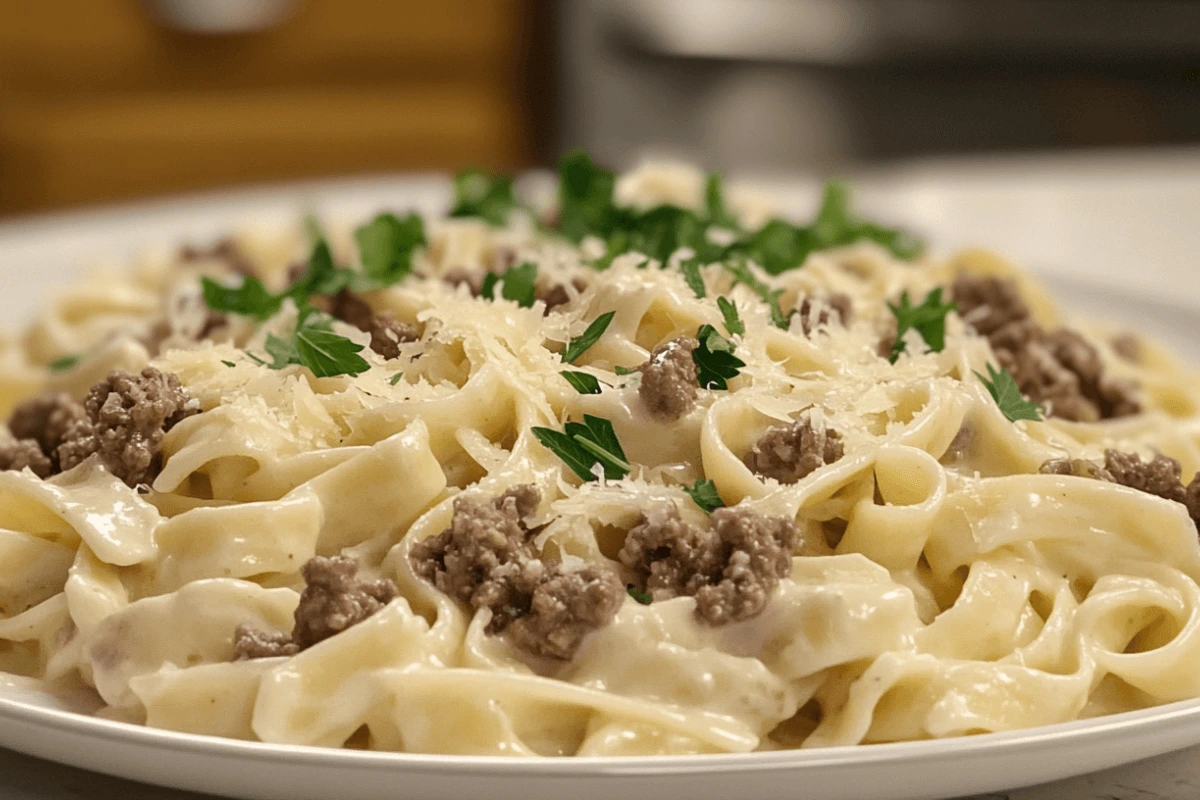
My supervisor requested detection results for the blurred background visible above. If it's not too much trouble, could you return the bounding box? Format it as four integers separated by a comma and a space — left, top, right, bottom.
1, 0, 1199, 216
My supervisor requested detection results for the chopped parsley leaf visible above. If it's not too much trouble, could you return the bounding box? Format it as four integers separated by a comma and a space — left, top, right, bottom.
717, 296, 744, 336
683, 479, 725, 513
722, 261, 793, 329
221, 360, 236, 368
47, 354, 81, 372
693, 324, 745, 390
352, 212, 425, 290
679, 258, 706, 298
480, 272, 500, 300
263, 307, 370, 378
494, 261, 537, 309
887, 287, 956, 363
613, 365, 635, 376
557, 149, 619, 243
448, 169, 519, 226
201, 275, 283, 321
704, 173, 738, 230
561, 370, 602, 394
976, 363, 1044, 423
389, 372, 405, 386
627, 585, 653, 605
532, 414, 630, 481
562, 311, 616, 364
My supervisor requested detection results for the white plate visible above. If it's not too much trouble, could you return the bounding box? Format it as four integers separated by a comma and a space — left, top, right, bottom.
3, 161, 1200, 800
4, 681, 1200, 800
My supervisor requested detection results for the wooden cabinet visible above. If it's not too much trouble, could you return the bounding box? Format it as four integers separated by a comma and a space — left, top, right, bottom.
0, 0, 540, 213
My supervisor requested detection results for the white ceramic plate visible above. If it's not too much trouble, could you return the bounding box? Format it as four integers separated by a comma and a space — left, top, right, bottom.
4, 681, 1200, 800
3, 160, 1200, 800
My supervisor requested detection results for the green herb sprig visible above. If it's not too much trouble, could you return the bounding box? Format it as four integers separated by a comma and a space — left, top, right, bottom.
976, 363, 1043, 422
562, 311, 616, 364
887, 288, 956, 363
627, 585, 653, 605
683, 479, 725, 513
263, 307, 370, 378
717, 297, 744, 336
449, 169, 519, 226
560, 371, 602, 394
693, 324, 746, 390
532, 415, 631, 481
482, 261, 537, 308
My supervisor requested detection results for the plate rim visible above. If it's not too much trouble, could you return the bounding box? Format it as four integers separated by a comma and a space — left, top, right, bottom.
3, 687, 1200, 776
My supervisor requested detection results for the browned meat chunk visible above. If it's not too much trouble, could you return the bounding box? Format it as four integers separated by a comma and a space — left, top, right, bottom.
1039, 457, 1114, 481
638, 337, 700, 421
950, 273, 1035, 348
619, 504, 797, 626
179, 237, 255, 276
1102, 449, 1187, 504
442, 267, 485, 297
330, 289, 419, 361
0, 434, 52, 478
409, 485, 624, 659
505, 563, 625, 660
9, 391, 88, 472
798, 292, 852, 336
744, 415, 844, 484
1040, 449, 1200, 528
233, 555, 397, 660
1111, 333, 1141, 363
537, 278, 588, 315
291, 555, 398, 649
57, 367, 200, 487
232, 624, 299, 660
950, 274, 1140, 421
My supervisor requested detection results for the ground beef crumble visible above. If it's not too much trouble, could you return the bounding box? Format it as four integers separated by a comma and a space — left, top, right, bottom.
619, 505, 797, 625
57, 367, 200, 487
329, 289, 419, 360
1040, 449, 1200, 528
409, 485, 624, 659
950, 274, 1140, 421
1111, 333, 1141, 363
0, 432, 52, 478
8, 391, 89, 472
179, 237, 256, 277
638, 337, 700, 422
744, 415, 844, 484
442, 267, 485, 296
798, 292, 852, 336
233, 555, 398, 660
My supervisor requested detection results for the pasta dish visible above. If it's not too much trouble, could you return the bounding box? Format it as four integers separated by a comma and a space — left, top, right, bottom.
1, 153, 1199, 757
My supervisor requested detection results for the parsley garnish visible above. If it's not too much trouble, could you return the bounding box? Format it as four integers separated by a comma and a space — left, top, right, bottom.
205, 214, 425, 322
679, 258, 706, 298
389, 372, 405, 386
722, 261, 793, 329
683, 479, 724, 513
887, 288, 956, 363
448, 169, 518, 226
352, 213, 424, 290
693, 324, 745, 390
704, 173, 738, 230
201, 275, 283, 321
717, 296, 744, 336
263, 307, 370, 378
221, 360, 236, 368
627, 585, 653, 605
482, 261, 537, 308
532, 415, 631, 481
557, 150, 619, 243
561, 371, 602, 394
614, 365, 635, 376
562, 311, 616, 364
47, 354, 81, 372
975, 363, 1043, 423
